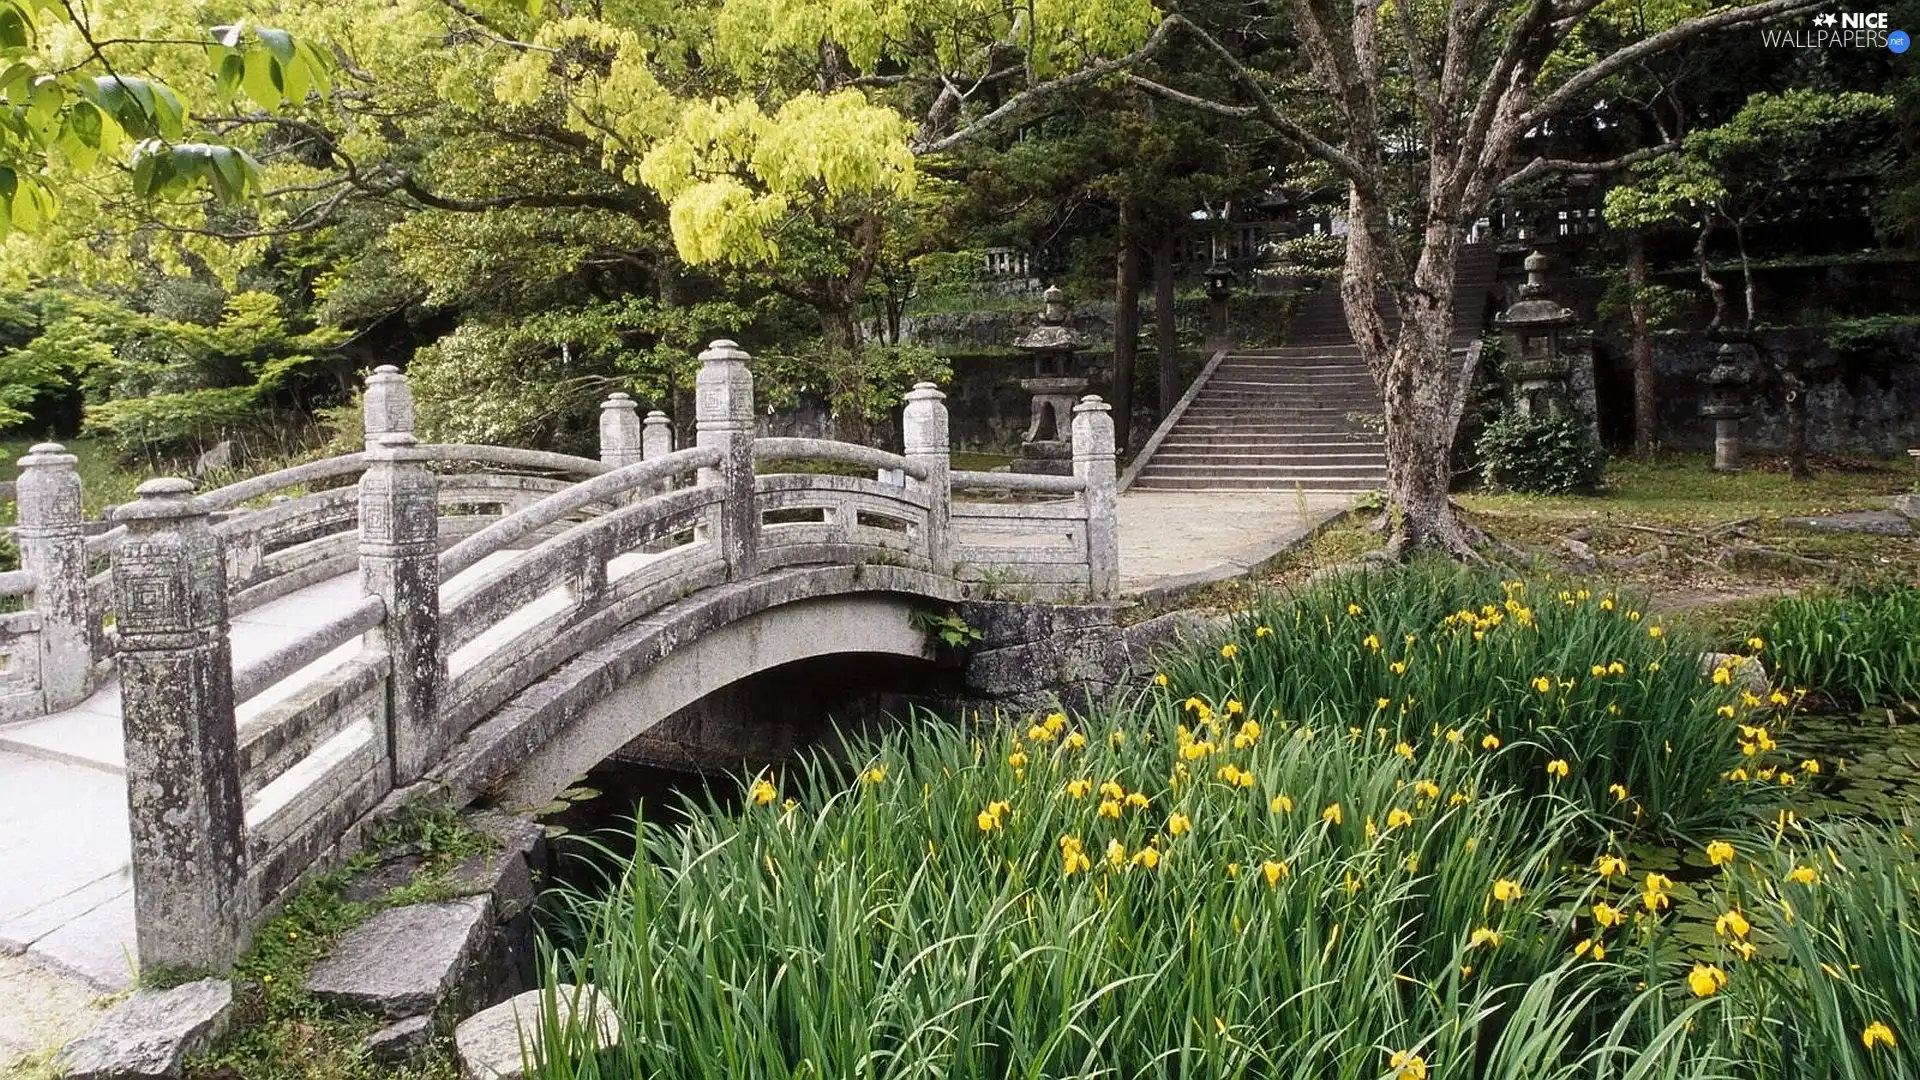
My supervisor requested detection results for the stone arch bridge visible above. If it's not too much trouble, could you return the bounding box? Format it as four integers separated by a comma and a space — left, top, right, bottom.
0, 341, 1124, 980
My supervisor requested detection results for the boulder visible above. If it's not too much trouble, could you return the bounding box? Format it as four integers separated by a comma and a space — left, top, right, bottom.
365, 1015, 436, 1067
58, 979, 232, 1080
1701, 652, 1771, 698
1893, 493, 1920, 521
306, 896, 493, 1018
455, 985, 621, 1080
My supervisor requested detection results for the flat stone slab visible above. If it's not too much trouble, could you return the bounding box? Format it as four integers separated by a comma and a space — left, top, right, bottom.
57, 978, 231, 1080
456, 985, 620, 1080
365, 1014, 435, 1066
1782, 510, 1913, 536
306, 896, 493, 1018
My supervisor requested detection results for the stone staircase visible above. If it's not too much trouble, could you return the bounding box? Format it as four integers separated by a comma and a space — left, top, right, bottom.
1125, 243, 1499, 492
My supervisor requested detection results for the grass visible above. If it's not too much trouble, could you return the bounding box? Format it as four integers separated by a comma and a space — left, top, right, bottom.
526, 562, 1918, 1080
1459, 453, 1913, 526
1748, 586, 1920, 710
1160, 562, 1768, 839
182, 803, 493, 1080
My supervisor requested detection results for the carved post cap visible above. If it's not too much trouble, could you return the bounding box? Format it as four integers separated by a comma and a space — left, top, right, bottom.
644, 409, 671, 426
903, 383, 950, 458
699, 339, 751, 364
115, 477, 207, 524
1072, 395, 1116, 462
364, 364, 415, 446
603, 391, 637, 408
15, 443, 82, 529
696, 339, 755, 432
18, 442, 77, 467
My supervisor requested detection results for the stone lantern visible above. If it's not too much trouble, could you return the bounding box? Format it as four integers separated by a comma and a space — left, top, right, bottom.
1010, 285, 1090, 475
1203, 261, 1234, 349
1495, 251, 1578, 418
1700, 341, 1757, 474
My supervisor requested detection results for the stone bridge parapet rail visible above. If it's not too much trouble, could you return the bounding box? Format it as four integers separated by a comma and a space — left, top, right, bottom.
2, 339, 1117, 972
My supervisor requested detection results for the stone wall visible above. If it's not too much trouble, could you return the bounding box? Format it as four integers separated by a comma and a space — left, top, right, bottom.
1588, 326, 1920, 456
1552, 259, 1920, 456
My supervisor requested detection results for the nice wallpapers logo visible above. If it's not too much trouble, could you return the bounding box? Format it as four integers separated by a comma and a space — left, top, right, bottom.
1762, 10, 1911, 50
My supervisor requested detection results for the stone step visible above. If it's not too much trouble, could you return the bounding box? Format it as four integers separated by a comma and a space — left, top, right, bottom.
1128, 455, 1390, 468
1157, 434, 1384, 448
1164, 424, 1375, 437
1197, 390, 1379, 403
1147, 453, 1386, 468
1131, 475, 1385, 492
1207, 375, 1375, 387
1178, 407, 1376, 419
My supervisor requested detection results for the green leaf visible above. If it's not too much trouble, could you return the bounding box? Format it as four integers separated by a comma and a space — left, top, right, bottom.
0, 62, 32, 102
254, 27, 296, 64
148, 82, 185, 141
24, 75, 57, 137
130, 146, 170, 198
0, 4, 31, 50
280, 53, 309, 105
214, 51, 244, 106
58, 102, 100, 169
294, 40, 333, 97
241, 48, 281, 110
10, 172, 49, 229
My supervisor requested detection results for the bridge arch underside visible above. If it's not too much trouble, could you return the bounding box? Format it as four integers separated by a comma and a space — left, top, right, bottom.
431, 566, 962, 809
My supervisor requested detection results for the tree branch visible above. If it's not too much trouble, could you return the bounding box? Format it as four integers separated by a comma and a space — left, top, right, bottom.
1499, 140, 1679, 189
1150, 14, 1377, 193
1517, 0, 1825, 132
911, 16, 1181, 154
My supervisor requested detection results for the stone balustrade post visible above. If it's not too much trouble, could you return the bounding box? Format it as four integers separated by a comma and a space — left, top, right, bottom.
902, 383, 952, 576
15, 443, 90, 710
360, 434, 443, 782
599, 393, 643, 468
1071, 395, 1118, 599
112, 478, 250, 971
363, 364, 415, 450
696, 340, 760, 579
642, 409, 674, 463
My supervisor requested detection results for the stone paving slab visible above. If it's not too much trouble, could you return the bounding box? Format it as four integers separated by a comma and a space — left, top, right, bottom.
1116, 490, 1352, 599
0, 953, 111, 1075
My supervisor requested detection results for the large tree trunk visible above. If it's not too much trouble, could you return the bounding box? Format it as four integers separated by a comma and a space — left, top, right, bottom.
1355, 215, 1481, 558
1154, 229, 1179, 414
1627, 232, 1658, 459
1112, 204, 1143, 452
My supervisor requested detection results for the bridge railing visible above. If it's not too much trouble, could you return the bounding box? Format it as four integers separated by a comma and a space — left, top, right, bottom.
90, 338, 1116, 972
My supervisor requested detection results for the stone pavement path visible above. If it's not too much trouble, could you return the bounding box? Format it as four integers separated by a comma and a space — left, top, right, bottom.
1117, 489, 1353, 598
0, 954, 108, 1077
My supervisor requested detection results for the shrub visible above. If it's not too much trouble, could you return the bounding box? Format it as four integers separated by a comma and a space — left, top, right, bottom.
1474, 410, 1606, 494
1752, 585, 1920, 707
1157, 561, 1770, 837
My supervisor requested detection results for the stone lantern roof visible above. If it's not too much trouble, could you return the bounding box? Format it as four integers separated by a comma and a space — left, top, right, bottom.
1495, 251, 1576, 330
1013, 285, 1090, 353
